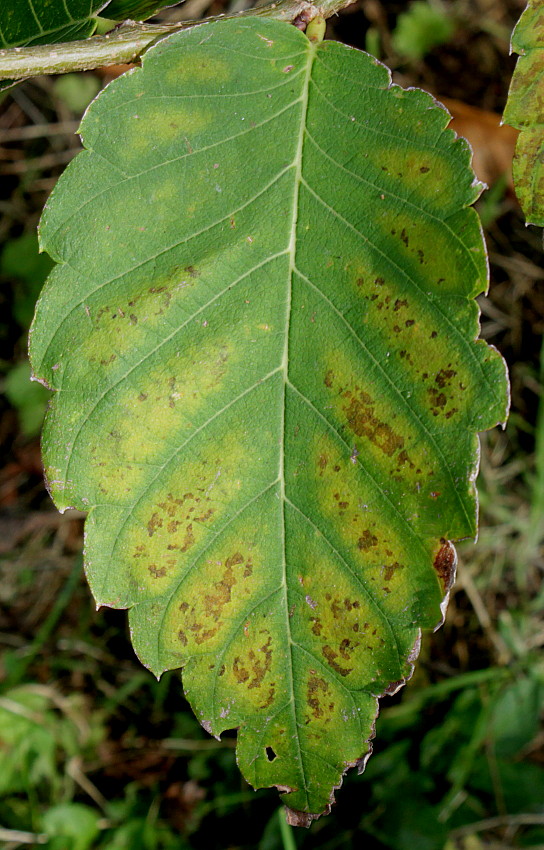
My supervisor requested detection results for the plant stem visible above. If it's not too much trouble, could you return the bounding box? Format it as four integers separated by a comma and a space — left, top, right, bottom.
278, 808, 298, 850
0, 0, 353, 82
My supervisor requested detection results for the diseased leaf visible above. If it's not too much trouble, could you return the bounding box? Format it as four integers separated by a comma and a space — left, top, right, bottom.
30, 19, 509, 822
0, 0, 106, 90
503, 0, 544, 225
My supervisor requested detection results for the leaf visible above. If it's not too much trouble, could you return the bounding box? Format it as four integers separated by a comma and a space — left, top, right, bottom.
42, 803, 100, 850
0, 0, 107, 90
4, 360, 49, 438
103, 0, 181, 21
0, 0, 106, 49
30, 18, 509, 822
503, 0, 544, 225
392, 1, 455, 62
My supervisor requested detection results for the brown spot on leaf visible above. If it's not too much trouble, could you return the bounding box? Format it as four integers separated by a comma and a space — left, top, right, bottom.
433, 541, 456, 592
260, 684, 275, 709
382, 561, 404, 582
179, 524, 195, 553
343, 390, 404, 456
307, 676, 331, 719
310, 616, 323, 636
147, 512, 163, 536
428, 388, 448, 414
358, 530, 378, 551
194, 508, 214, 522
233, 658, 249, 683
435, 368, 457, 388
322, 645, 352, 676
225, 552, 243, 568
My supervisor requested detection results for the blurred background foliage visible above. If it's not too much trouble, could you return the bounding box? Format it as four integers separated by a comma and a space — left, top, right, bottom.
0, 0, 543, 848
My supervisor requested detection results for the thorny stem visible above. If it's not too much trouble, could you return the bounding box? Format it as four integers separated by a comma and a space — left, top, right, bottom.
0, 0, 355, 82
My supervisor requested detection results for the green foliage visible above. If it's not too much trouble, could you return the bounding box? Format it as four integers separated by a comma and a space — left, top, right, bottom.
0, 0, 104, 91
3, 360, 49, 437
0, 685, 98, 798
43, 803, 101, 850
503, 0, 544, 226
0, 1, 106, 50
392, 1, 456, 61
53, 73, 102, 113
0, 233, 52, 435
0, 232, 53, 329
103, 0, 179, 20
30, 16, 508, 821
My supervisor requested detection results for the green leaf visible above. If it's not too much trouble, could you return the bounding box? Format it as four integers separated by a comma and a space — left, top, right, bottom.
0, 687, 58, 795
0, 0, 106, 90
4, 360, 50, 438
392, 1, 456, 62
30, 18, 509, 821
42, 803, 100, 850
0, 0, 106, 49
0, 232, 53, 328
53, 73, 102, 113
503, 0, 544, 226
103, 0, 180, 21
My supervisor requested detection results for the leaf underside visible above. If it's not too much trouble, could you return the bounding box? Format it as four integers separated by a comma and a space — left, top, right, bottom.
503, 0, 544, 226
30, 19, 508, 821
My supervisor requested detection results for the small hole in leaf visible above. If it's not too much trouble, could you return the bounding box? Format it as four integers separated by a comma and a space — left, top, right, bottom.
265, 746, 277, 762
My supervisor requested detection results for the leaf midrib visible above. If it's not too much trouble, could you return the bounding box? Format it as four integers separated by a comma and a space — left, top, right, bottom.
279, 34, 316, 808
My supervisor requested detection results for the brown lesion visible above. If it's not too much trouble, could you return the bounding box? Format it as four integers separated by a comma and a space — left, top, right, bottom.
435, 368, 457, 388
310, 616, 323, 636
322, 370, 405, 458
259, 684, 276, 709
307, 676, 334, 720
342, 389, 404, 456
191, 551, 253, 623
179, 523, 195, 553
433, 539, 456, 593
358, 530, 378, 551
338, 637, 358, 661
317, 454, 328, 475
322, 645, 352, 677
144, 489, 215, 554
147, 512, 163, 536
232, 631, 273, 690
382, 561, 404, 582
